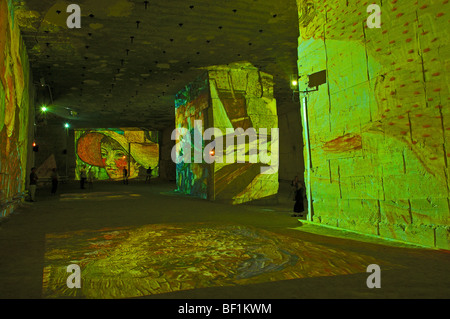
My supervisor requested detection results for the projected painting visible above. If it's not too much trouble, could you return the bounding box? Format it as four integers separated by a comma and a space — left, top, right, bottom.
75, 129, 159, 181
174, 77, 210, 199
295, 0, 450, 248
208, 64, 278, 204
175, 63, 279, 204
41, 223, 398, 298
0, 0, 31, 217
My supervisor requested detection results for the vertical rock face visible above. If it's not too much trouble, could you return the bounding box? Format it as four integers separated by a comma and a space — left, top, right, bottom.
175, 62, 279, 204
295, 0, 449, 248
0, 0, 32, 218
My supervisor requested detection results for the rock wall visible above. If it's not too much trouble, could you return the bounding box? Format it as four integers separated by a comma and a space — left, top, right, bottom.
209, 63, 279, 204
174, 63, 279, 204
0, 0, 34, 218
296, 0, 449, 248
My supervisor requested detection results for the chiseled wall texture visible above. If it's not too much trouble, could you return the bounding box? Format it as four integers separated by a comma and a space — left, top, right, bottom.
296, 0, 449, 248
175, 63, 279, 204
0, 0, 33, 218
208, 63, 278, 204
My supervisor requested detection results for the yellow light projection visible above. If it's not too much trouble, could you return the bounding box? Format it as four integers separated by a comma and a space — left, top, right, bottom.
41, 223, 399, 298
0, 0, 31, 217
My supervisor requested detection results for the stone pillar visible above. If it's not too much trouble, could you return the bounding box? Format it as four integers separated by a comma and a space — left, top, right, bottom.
174, 62, 279, 204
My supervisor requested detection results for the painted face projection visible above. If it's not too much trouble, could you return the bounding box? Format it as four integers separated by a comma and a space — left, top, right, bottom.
75, 129, 159, 181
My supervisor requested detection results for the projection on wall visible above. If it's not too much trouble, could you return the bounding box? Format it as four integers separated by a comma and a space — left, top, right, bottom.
174, 62, 279, 204
75, 129, 159, 181
0, 0, 31, 217
295, 0, 449, 248
174, 79, 210, 199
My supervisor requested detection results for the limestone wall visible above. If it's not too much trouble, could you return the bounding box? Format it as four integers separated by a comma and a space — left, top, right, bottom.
0, 0, 33, 218
208, 63, 279, 204
296, 0, 449, 248
174, 63, 279, 204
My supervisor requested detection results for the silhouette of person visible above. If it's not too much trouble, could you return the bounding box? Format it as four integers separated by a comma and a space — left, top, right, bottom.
51, 168, 58, 195
87, 168, 95, 190
29, 167, 38, 202
80, 166, 87, 189
292, 180, 305, 218
123, 167, 128, 184
145, 167, 153, 183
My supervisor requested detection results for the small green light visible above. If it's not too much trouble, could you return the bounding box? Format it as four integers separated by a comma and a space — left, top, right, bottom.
64, 123, 70, 129
41, 105, 48, 112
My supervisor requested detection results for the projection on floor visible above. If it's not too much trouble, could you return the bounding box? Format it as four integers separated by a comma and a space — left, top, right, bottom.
174, 62, 279, 204
41, 223, 398, 298
0, 0, 31, 217
75, 128, 159, 181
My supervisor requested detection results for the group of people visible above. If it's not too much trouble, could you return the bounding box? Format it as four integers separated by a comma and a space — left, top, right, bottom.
28, 165, 155, 201
28, 167, 59, 202
79, 166, 97, 189
122, 166, 153, 185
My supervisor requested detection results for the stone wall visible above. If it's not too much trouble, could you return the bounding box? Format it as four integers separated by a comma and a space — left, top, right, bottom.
159, 125, 176, 181
277, 98, 304, 183
34, 124, 70, 178
296, 0, 449, 248
174, 63, 279, 204
0, 0, 34, 218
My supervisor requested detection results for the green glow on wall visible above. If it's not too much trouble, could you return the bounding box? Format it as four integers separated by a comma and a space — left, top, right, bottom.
0, 0, 31, 217
296, 0, 449, 249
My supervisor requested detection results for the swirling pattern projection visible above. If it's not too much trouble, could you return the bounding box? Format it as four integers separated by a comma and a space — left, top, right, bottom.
42, 223, 397, 298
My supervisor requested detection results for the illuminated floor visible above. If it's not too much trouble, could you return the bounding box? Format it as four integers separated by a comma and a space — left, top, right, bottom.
0, 180, 448, 299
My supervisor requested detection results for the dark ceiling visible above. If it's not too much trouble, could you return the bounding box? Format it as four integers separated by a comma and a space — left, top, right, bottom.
15, 0, 299, 130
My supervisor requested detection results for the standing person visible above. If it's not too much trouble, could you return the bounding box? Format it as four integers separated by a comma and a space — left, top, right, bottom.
87, 168, 95, 190
80, 166, 87, 189
29, 167, 38, 202
292, 182, 305, 217
51, 168, 58, 195
123, 167, 128, 184
145, 166, 153, 183
290, 175, 299, 200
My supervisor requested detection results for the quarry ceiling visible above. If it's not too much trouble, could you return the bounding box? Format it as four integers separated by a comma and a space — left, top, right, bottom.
15, 0, 299, 130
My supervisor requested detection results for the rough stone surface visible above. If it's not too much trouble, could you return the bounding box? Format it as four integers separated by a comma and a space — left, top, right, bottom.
296, 0, 449, 249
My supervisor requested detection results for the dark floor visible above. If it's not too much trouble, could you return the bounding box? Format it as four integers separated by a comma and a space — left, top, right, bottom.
0, 179, 449, 299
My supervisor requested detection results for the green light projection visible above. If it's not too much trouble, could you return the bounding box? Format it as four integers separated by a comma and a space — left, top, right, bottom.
174, 63, 279, 204
296, 0, 449, 248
